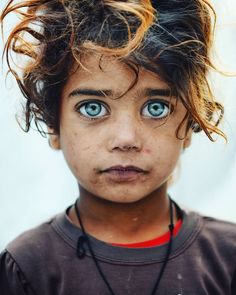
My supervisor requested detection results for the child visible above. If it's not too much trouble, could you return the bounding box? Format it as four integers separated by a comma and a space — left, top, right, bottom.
0, 0, 235, 294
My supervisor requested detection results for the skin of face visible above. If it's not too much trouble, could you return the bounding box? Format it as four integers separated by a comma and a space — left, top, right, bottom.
49, 53, 191, 207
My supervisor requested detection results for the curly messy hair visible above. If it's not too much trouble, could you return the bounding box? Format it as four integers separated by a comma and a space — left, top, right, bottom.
1, 0, 224, 140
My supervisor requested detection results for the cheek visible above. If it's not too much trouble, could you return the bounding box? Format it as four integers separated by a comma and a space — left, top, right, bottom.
60, 131, 95, 175
150, 135, 183, 173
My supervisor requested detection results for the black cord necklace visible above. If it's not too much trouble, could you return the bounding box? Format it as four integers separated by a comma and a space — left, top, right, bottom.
75, 198, 175, 295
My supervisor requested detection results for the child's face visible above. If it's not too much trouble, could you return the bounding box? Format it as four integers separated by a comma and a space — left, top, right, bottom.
50, 53, 191, 203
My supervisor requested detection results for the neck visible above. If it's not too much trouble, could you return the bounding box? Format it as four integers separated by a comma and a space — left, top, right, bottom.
68, 184, 178, 244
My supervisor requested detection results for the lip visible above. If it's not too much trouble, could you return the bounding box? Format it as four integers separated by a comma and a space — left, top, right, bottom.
101, 165, 148, 182
102, 165, 147, 173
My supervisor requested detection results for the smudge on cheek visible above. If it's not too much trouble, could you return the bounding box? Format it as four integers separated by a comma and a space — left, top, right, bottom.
89, 172, 104, 185
90, 177, 99, 185
144, 148, 151, 154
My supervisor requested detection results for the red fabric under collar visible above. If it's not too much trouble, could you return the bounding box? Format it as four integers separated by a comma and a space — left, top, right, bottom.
111, 219, 182, 248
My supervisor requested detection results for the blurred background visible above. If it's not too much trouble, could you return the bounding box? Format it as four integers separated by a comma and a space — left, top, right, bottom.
0, 0, 236, 251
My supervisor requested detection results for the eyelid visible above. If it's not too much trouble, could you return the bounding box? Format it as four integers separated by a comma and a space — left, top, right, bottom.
74, 99, 110, 113
74, 99, 109, 109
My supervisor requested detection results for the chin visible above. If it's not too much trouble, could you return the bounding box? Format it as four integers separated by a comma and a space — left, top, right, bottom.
98, 193, 152, 205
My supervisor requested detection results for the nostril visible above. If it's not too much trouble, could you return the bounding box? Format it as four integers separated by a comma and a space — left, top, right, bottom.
113, 145, 140, 152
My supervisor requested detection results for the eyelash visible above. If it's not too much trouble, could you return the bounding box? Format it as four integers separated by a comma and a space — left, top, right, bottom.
74, 99, 173, 121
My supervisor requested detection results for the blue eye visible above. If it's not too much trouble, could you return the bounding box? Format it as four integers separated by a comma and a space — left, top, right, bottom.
142, 101, 170, 119
77, 101, 108, 118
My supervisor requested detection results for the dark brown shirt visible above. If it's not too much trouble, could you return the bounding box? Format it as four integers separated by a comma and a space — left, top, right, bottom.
0, 206, 236, 295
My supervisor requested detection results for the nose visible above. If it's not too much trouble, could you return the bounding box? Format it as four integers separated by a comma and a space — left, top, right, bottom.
107, 114, 143, 152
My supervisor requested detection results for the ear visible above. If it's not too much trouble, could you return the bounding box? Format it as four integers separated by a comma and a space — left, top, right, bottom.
183, 130, 192, 149
47, 128, 61, 150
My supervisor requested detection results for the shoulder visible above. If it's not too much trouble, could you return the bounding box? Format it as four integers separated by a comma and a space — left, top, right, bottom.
0, 249, 39, 295
187, 211, 236, 257
1, 212, 76, 291
177, 211, 236, 293
6, 216, 57, 257
4, 213, 73, 274
200, 214, 236, 244
0, 217, 57, 295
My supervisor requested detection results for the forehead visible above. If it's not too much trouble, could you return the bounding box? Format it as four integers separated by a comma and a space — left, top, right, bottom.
62, 53, 169, 97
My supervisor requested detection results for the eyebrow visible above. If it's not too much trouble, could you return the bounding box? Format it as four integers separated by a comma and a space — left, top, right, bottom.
68, 89, 113, 98
68, 88, 171, 99
145, 89, 171, 97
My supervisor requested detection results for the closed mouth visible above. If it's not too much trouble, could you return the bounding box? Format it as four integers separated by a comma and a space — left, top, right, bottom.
101, 165, 148, 173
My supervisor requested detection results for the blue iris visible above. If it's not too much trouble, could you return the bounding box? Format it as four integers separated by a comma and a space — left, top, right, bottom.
148, 102, 165, 117
84, 102, 102, 117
